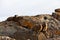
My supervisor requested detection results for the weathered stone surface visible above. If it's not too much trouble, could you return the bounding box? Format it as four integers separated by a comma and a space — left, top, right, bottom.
0, 9, 60, 40
55, 8, 60, 12
52, 8, 60, 21
0, 36, 16, 40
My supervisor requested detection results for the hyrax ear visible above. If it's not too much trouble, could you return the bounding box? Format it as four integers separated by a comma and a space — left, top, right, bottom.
14, 15, 18, 18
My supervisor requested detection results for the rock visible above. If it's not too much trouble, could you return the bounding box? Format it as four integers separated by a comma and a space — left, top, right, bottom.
55, 8, 60, 12
0, 36, 16, 40
52, 8, 60, 21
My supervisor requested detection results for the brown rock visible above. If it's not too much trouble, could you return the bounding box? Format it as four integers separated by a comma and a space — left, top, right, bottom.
55, 8, 60, 12
52, 9, 60, 21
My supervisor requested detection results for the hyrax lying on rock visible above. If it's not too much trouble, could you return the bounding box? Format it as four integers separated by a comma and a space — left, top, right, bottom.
6, 15, 48, 33
5, 9, 60, 40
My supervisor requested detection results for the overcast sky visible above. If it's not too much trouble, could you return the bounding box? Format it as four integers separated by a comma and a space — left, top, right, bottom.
0, 0, 60, 21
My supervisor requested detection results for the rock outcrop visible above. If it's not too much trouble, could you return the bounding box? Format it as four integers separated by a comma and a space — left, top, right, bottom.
0, 9, 60, 40
52, 8, 60, 21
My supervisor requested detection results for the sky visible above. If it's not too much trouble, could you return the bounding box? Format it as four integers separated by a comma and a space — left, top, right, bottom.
0, 0, 60, 21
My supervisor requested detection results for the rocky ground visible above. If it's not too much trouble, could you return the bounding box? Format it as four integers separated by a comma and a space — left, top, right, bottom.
0, 9, 60, 40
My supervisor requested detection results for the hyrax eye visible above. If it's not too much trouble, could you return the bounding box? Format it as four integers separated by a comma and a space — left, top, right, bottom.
44, 16, 47, 20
